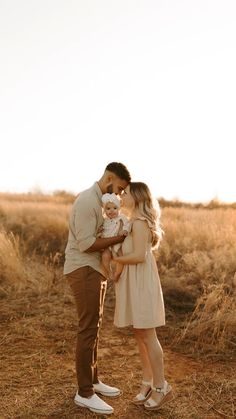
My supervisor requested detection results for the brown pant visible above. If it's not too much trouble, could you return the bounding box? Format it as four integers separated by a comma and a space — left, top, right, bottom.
66, 266, 107, 397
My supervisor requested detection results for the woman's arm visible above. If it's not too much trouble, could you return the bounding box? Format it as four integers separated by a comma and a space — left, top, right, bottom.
113, 219, 149, 264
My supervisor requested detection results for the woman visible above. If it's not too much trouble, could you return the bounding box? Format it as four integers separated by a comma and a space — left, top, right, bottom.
113, 182, 172, 411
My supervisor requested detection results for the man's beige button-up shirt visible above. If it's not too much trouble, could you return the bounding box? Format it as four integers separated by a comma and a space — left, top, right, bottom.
63, 183, 105, 275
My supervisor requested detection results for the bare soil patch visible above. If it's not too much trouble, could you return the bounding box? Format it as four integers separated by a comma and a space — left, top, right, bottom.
0, 278, 235, 419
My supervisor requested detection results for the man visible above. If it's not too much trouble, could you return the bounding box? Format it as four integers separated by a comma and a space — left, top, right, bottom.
64, 162, 131, 415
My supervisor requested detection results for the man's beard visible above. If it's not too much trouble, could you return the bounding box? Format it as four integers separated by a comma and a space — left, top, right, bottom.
106, 184, 113, 193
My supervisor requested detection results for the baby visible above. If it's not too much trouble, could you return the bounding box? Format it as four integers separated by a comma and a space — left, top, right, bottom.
100, 193, 130, 281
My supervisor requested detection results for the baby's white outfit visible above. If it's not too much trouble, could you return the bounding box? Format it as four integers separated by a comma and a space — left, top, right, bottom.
102, 215, 130, 253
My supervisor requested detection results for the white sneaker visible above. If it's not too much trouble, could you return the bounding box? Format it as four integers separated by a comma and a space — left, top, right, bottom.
74, 392, 114, 415
93, 380, 121, 397
93, 381, 121, 397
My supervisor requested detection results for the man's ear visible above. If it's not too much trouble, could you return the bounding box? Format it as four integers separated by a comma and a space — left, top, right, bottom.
106, 174, 113, 183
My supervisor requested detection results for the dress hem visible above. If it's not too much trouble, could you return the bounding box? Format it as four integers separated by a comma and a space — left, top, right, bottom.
114, 322, 165, 329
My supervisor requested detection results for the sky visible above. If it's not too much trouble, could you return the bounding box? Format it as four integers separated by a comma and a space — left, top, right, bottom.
0, 0, 236, 203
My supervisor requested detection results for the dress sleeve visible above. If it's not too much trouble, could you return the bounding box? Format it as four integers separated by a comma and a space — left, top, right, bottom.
135, 216, 151, 226
120, 215, 131, 232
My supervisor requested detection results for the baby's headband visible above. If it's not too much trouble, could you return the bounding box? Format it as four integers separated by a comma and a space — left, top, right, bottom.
102, 193, 120, 208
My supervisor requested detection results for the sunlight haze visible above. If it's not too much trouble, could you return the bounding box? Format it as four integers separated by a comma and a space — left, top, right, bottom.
0, 0, 235, 203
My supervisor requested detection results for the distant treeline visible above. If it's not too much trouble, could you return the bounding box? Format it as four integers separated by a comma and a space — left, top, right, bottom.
0, 191, 235, 210
158, 197, 236, 210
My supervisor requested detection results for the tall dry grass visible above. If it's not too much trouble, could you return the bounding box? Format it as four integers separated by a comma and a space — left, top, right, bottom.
158, 207, 236, 354
0, 230, 26, 296
0, 199, 70, 262
0, 193, 236, 355
0, 193, 70, 299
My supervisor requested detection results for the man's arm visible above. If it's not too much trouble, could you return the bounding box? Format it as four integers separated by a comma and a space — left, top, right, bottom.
87, 235, 126, 253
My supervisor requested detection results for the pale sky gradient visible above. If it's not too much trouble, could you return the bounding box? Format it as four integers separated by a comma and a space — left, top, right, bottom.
1, 0, 235, 203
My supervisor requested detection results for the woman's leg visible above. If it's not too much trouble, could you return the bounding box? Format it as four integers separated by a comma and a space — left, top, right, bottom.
134, 328, 169, 406
131, 329, 153, 403
140, 328, 165, 388
133, 329, 153, 383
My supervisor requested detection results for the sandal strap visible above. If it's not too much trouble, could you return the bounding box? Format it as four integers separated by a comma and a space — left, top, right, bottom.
152, 380, 169, 395
153, 387, 163, 393
142, 380, 152, 386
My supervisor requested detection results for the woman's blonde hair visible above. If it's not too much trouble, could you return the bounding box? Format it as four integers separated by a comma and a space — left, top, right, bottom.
129, 182, 163, 248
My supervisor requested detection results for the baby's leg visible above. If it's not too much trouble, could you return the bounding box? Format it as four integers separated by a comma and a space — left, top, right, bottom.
101, 248, 112, 279
111, 248, 124, 282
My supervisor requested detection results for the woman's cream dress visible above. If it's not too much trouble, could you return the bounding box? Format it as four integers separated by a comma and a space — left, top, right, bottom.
114, 218, 165, 329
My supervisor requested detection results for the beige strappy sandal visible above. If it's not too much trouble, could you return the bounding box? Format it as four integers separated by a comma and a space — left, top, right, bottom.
132, 380, 153, 405
144, 380, 173, 410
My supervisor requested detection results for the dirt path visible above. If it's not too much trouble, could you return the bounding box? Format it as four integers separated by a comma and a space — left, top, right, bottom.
0, 284, 235, 419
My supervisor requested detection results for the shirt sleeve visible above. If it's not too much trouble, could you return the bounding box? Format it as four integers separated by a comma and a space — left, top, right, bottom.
73, 199, 97, 252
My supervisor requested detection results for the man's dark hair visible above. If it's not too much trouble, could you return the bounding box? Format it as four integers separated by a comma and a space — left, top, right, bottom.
105, 162, 131, 183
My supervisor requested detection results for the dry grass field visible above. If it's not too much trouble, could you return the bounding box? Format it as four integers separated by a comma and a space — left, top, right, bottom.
0, 192, 235, 419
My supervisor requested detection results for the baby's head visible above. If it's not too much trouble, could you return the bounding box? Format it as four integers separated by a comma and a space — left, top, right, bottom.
102, 193, 120, 219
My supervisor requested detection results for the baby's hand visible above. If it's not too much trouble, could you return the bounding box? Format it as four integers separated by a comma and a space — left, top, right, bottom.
97, 225, 104, 238
121, 229, 128, 237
